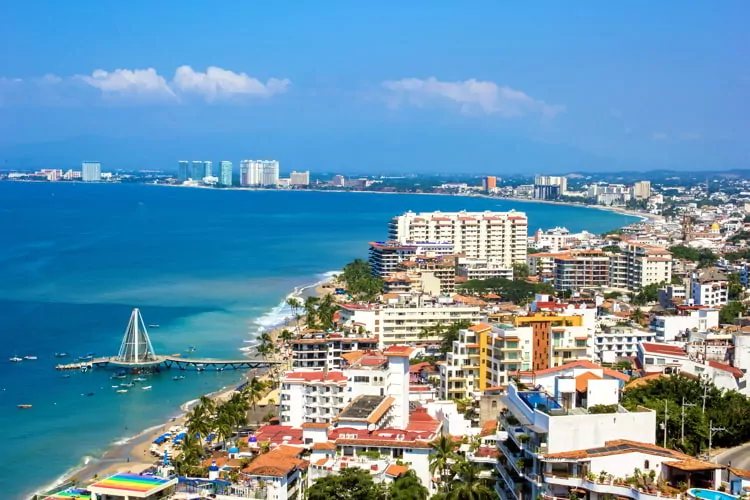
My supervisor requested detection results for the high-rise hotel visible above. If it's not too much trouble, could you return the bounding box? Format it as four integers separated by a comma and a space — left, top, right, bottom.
387, 210, 528, 267
239, 160, 280, 187
81, 161, 101, 182
219, 161, 233, 186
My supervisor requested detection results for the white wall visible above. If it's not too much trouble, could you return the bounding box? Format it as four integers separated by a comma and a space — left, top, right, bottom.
587, 379, 619, 407
546, 410, 656, 453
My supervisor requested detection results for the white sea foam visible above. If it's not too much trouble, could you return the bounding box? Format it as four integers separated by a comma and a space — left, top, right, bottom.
35, 455, 97, 496
247, 270, 338, 338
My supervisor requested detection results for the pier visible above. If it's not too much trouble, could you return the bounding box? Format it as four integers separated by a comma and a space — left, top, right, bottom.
55, 308, 282, 372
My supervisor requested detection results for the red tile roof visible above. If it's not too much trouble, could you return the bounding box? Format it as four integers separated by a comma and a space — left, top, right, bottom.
385, 464, 410, 477
383, 345, 414, 357
640, 342, 687, 357
283, 371, 348, 383
250, 425, 304, 447
603, 368, 630, 382
575, 372, 601, 392
708, 360, 744, 378
519, 360, 601, 376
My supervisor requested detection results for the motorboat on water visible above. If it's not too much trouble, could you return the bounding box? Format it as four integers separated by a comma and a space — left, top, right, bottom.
186, 346, 197, 353
173, 375, 185, 381
116, 389, 128, 394
148, 324, 160, 328
54, 352, 69, 358
17, 404, 32, 409
120, 382, 135, 388
111, 385, 119, 388
24, 356, 38, 360
133, 377, 147, 382
142, 386, 153, 390
9, 356, 23, 362
62, 374, 71, 378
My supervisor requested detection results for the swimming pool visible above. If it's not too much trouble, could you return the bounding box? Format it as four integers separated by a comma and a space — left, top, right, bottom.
687, 488, 738, 500
518, 391, 562, 411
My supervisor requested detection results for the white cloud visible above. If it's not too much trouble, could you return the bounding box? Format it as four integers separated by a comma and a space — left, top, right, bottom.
653, 132, 668, 141
381, 77, 564, 120
172, 65, 290, 101
78, 68, 175, 98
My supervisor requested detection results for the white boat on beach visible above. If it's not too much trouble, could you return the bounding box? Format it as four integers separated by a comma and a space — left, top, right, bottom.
142, 385, 152, 390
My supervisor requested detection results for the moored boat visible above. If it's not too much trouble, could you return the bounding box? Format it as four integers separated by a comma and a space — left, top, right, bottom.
148, 324, 160, 328
116, 389, 128, 393
17, 404, 32, 409
54, 352, 69, 358
23, 355, 37, 360
173, 375, 185, 381
9, 356, 22, 362
142, 385, 153, 390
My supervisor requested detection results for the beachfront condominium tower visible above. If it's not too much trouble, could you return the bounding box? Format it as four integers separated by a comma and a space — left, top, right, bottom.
290, 170, 310, 186
239, 159, 280, 187
388, 210, 528, 267
219, 161, 233, 186
81, 161, 101, 182
190, 161, 203, 181
203, 161, 213, 179
177, 160, 189, 182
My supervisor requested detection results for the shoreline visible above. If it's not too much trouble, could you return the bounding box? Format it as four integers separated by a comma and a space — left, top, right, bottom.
32, 270, 339, 498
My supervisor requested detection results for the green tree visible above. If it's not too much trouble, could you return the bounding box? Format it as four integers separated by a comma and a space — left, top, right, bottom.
341, 259, 384, 301
632, 283, 663, 305
447, 459, 495, 500
728, 273, 744, 301
307, 467, 386, 500
601, 245, 622, 253
720, 301, 747, 324
512, 262, 530, 279
668, 246, 718, 267
429, 434, 458, 493
278, 328, 294, 345
389, 470, 429, 500
631, 308, 646, 325
304, 296, 320, 329
286, 297, 303, 331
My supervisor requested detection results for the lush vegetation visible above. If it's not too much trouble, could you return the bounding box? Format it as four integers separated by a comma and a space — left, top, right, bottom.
621, 375, 750, 455
459, 277, 554, 305
728, 231, 750, 243
720, 301, 747, 324
302, 294, 339, 330
341, 259, 383, 301
512, 262, 530, 278
172, 379, 270, 476
429, 435, 495, 499
631, 282, 665, 306
668, 245, 718, 267
601, 245, 622, 253
420, 320, 472, 355
725, 249, 750, 262
307, 467, 429, 500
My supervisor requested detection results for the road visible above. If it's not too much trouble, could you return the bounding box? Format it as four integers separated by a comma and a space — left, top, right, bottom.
715, 442, 750, 479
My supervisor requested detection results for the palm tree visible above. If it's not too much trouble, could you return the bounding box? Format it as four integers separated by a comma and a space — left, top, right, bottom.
256, 343, 272, 360
286, 298, 303, 331
447, 459, 494, 500
303, 296, 320, 328
198, 395, 216, 416
243, 376, 266, 413
179, 432, 204, 466
429, 435, 457, 493
279, 329, 294, 346
258, 332, 273, 347
317, 293, 338, 331
186, 406, 211, 448
631, 307, 646, 325
214, 412, 235, 450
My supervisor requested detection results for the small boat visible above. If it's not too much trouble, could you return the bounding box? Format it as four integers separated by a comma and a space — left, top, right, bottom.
111, 385, 119, 388
9, 356, 22, 362
142, 385, 153, 390
116, 389, 128, 393
54, 352, 69, 358
120, 382, 135, 388
173, 376, 185, 381
133, 377, 147, 382
186, 346, 197, 353
62, 374, 71, 379
85, 392, 95, 396
17, 404, 32, 409
23, 356, 38, 360
148, 324, 160, 329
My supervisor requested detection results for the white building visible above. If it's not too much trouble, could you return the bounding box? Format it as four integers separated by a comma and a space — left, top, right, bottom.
239, 159, 280, 187
368, 241, 454, 277
388, 210, 528, 267
532, 227, 584, 252
610, 243, 673, 291
290, 331, 379, 371
691, 268, 729, 308
338, 300, 483, 347
650, 308, 720, 341
595, 326, 656, 363
81, 161, 101, 182
456, 257, 513, 281
290, 171, 310, 186
497, 375, 657, 500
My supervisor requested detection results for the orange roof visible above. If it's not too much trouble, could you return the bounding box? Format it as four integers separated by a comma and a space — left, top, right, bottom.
301, 422, 331, 429
367, 397, 395, 424
480, 420, 498, 436
341, 351, 366, 365
667, 460, 723, 472
603, 368, 630, 382
468, 323, 492, 332
385, 464, 410, 477
242, 448, 308, 477
334, 438, 431, 449
708, 360, 744, 378
311, 442, 337, 451
519, 360, 601, 377
383, 345, 414, 357
575, 372, 601, 392
543, 439, 691, 461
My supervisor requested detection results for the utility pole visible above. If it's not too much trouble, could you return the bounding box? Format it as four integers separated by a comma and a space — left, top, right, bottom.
708, 420, 726, 460
701, 383, 709, 414
681, 396, 696, 446
662, 399, 669, 448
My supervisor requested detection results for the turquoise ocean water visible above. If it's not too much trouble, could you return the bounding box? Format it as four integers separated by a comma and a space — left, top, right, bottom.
0, 182, 636, 497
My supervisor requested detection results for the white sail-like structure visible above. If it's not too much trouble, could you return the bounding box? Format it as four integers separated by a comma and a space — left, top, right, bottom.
116, 308, 156, 363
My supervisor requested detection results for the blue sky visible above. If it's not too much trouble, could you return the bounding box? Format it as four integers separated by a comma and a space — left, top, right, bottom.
0, 1, 748, 174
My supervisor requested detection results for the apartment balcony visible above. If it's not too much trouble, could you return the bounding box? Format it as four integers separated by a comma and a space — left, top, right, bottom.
495, 462, 521, 500
542, 474, 676, 500
498, 443, 525, 475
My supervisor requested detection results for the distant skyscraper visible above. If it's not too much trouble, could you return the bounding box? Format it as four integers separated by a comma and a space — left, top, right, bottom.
177, 160, 189, 182
190, 161, 203, 180
331, 174, 346, 187
633, 181, 652, 200
290, 171, 310, 186
203, 161, 212, 179
239, 159, 279, 187
81, 161, 101, 182
482, 176, 497, 191
220, 161, 233, 186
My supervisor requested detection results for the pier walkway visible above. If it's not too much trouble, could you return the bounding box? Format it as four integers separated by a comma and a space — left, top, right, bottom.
55, 355, 282, 371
